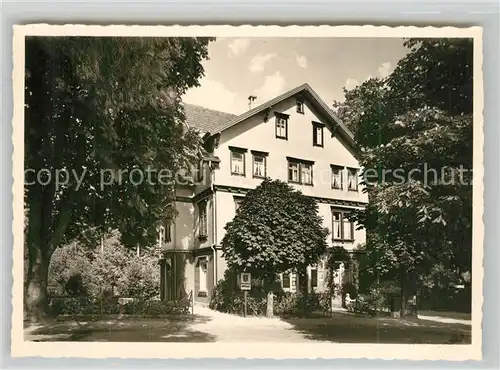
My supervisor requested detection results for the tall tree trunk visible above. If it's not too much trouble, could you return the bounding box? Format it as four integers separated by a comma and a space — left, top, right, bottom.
25, 242, 51, 322
266, 291, 274, 318
400, 278, 407, 318
25, 200, 53, 322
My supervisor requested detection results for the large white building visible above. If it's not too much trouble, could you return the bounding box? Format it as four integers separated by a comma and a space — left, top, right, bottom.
159, 83, 368, 304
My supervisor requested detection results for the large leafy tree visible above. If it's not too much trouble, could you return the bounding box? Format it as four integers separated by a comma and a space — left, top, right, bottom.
24, 37, 213, 321
221, 179, 329, 316
334, 38, 473, 315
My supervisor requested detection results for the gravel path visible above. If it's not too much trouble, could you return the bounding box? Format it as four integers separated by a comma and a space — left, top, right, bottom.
417, 315, 471, 326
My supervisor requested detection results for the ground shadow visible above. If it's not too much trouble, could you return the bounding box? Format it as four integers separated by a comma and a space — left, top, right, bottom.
25, 314, 216, 342
283, 311, 472, 344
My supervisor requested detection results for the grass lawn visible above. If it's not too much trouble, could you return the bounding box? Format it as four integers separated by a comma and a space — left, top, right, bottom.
24, 315, 216, 342
284, 312, 471, 344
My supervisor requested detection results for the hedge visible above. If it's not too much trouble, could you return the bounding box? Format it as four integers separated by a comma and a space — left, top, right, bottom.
49, 296, 190, 318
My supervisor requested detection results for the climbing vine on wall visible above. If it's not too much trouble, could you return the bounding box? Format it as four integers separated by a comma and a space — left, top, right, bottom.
323, 246, 352, 297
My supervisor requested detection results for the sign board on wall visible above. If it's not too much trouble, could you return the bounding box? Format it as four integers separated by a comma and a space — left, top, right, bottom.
239, 272, 251, 290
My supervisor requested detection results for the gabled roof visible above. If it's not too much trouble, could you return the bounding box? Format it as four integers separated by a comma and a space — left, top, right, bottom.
183, 83, 355, 146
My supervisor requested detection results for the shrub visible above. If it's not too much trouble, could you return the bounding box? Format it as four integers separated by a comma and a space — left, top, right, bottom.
50, 296, 189, 318
124, 299, 190, 317
352, 290, 391, 315
117, 254, 160, 301
49, 296, 120, 316
48, 243, 94, 297
209, 270, 267, 316
273, 292, 321, 317
209, 271, 238, 313
47, 231, 161, 301
316, 292, 331, 313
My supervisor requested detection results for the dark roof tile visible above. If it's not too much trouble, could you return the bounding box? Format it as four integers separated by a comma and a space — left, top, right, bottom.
183, 103, 236, 135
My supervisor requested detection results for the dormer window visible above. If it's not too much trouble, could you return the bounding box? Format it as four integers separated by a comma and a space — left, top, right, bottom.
296, 99, 304, 114
229, 146, 247, 176
275, 112, 289, 140
312, 121, 325, 147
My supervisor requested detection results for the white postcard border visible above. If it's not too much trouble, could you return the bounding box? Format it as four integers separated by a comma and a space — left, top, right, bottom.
11, 24, 484, 361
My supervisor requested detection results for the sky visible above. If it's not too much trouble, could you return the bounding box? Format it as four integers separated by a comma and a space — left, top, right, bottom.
182, 37, 409, 115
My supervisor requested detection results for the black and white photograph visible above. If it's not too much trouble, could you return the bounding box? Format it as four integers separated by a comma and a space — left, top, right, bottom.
12, 25, 483, 360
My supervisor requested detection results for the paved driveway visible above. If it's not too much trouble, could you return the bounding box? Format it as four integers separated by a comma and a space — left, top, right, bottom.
191, 304, 320, 342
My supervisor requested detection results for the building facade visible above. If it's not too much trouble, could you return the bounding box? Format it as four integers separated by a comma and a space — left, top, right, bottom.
158, 84, 368, 303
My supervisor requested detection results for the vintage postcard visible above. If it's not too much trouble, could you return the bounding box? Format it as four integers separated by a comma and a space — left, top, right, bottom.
12, 25, 483, 361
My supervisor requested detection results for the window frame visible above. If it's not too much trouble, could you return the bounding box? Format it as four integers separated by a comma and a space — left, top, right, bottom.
157, 225, 165, 247
287, 157, 315, 186
275, 112, 289, 140
165, 222, 172, 243
197, 256, 208, 294
198, 201, 208, 240
197, 159, 204, 182
347, 167, 359, 191
280, 272, 297, 292
251, 150, 268, 179
311, 267, 318, 288
301, 162, 314, 186
233, 195, 245, 213
281, 273, 291, 289
296, 99, 305, 114
312, 121, 325, 147
331, 165, 344, 190
331, 208, 355, 242
229, 146, 247, 176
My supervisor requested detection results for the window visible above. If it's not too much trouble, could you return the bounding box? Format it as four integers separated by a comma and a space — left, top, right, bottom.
234, 196, 244, 212
229, 146, 247, 176
288, 162, 300, 183
311, 268, 318, 288
251, 150, 268, 178
312, 122, 325, 147
197, 257, 208, 294
282, 273, 290, 288
275, 113, 289, 140
302, 163, 313, 185
165, 222, 172, 243
157, 222, 172, 246
281, 272, 297, 292
343, 213, 353, 240
157, 226, 165, 247
331, 165, 343, 190
332, 209, 355, 241
287, 157, 315, 185
199, 201, 208, 239
296, 99, 304, 114
347, 168, 359, 191
197, 160, 204, 182
332, 211, 342, 240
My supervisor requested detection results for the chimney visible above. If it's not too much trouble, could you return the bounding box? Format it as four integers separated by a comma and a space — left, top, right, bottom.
248, 95, 257, 110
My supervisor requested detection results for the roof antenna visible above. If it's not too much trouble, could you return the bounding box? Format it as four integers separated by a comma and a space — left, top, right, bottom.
248, 95, 257, 110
